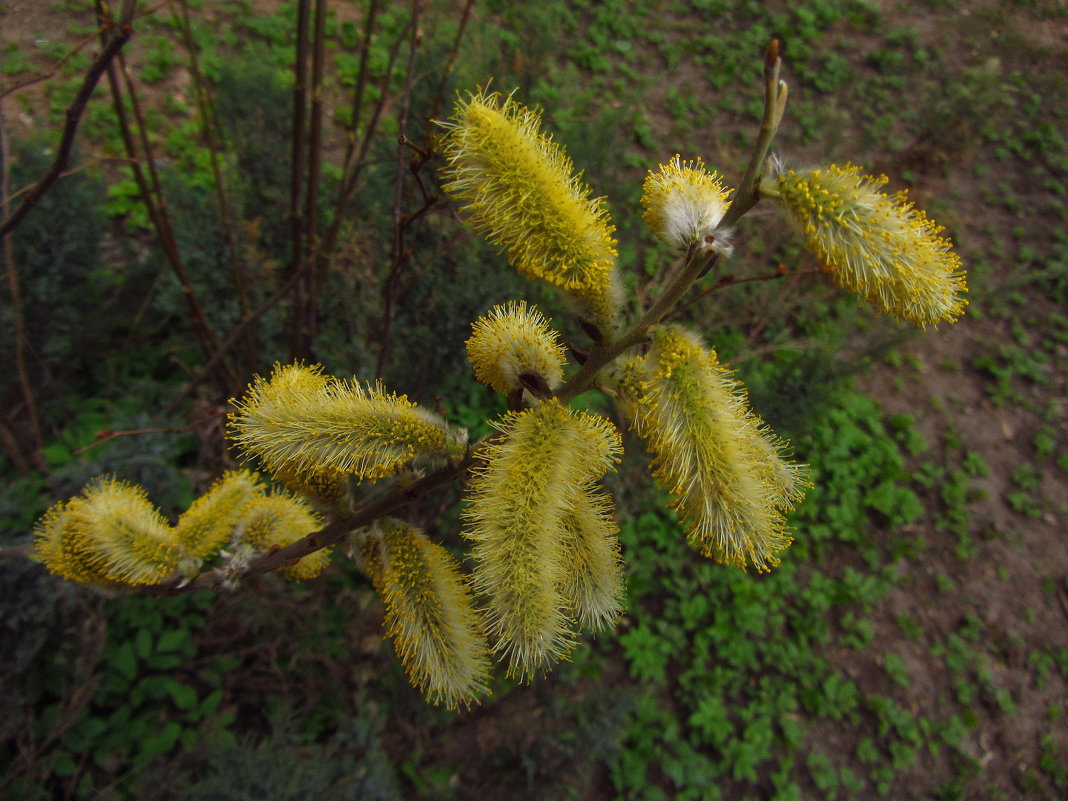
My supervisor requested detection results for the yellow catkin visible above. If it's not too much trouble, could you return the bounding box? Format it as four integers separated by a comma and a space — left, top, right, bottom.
773, 164, 967, 326
33, 500, 122, 587
238, 494, 330, 579
617, 326, 805, 572
558, 486, 625, 632
439, 89, 620, 335
462, 399, 622, 680
174, 470, 263, 560
229, 362, 467, 482
34, 478, 180, 586
642, 155, 734, 252
360, 524, 491, 709
272, 465, 351, 512
465, 300, 567, 396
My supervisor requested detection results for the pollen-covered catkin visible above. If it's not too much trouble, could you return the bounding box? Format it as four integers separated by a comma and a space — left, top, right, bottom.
617, 326, 804, 572
465, 301, 567, 396
558, 486, 625, 632
174, 470, 263, 560
34, 478, 180, 586
439, 90, 621, 335
642, 155, 734, 254
229, 363, 466, 482
462, 399, 622, 680
771, 164, 966, 326
360, 524, 491, 709
238, 493, 330, 579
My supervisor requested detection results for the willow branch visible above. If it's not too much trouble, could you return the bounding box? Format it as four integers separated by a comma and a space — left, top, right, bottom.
147, 451, 476, 596
556, 37, 789, 401
719, 37, 787, 230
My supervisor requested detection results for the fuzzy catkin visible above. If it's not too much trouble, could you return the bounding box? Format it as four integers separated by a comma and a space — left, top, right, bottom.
617, 327, 804, 572
238, 493, 330, 579
361, 524, 491, 709
229, 363, 466, 482
462, 399, 622, 679
439, 90, 620, 335
34, 479, 180, 586
465, 300, 567, 395
772, 164, 966, 326
558, 486, 626, 632
642, 155, 733, 253
174, 470, 263, 560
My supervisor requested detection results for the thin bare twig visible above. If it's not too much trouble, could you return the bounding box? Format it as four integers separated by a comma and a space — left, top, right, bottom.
317, 1, 406, 279
3, 157, 139, 205
163, 267, 304, 415
1, 97, 47, 471
0, 0, 136, 238
287, 0, 311, 359
375, 0, 425, 379
425, 0, 476, 133
296, 0, 329, 354
73, 409, 226, 456
99, 11, 238, 393
174, 0, 254, 367
0, 25, 110, 101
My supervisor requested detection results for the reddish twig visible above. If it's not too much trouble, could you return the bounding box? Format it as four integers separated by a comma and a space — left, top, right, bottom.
72, 408, 227, 456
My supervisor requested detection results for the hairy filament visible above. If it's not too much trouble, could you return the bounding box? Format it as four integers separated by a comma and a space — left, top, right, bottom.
771, 164, 966, 326
361, 523, 491, 709
462, 399, 622, 680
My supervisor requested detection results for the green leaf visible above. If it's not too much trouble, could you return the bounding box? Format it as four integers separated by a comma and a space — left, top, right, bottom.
110, 641, 138, 681
156, 628, 191, 653
200, 688, 223, 717
135, 628, 152, 660
137, 721, 182, 762
53, 751, 78, 777
168, 681, 198, 711
146, 654, 184, 670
